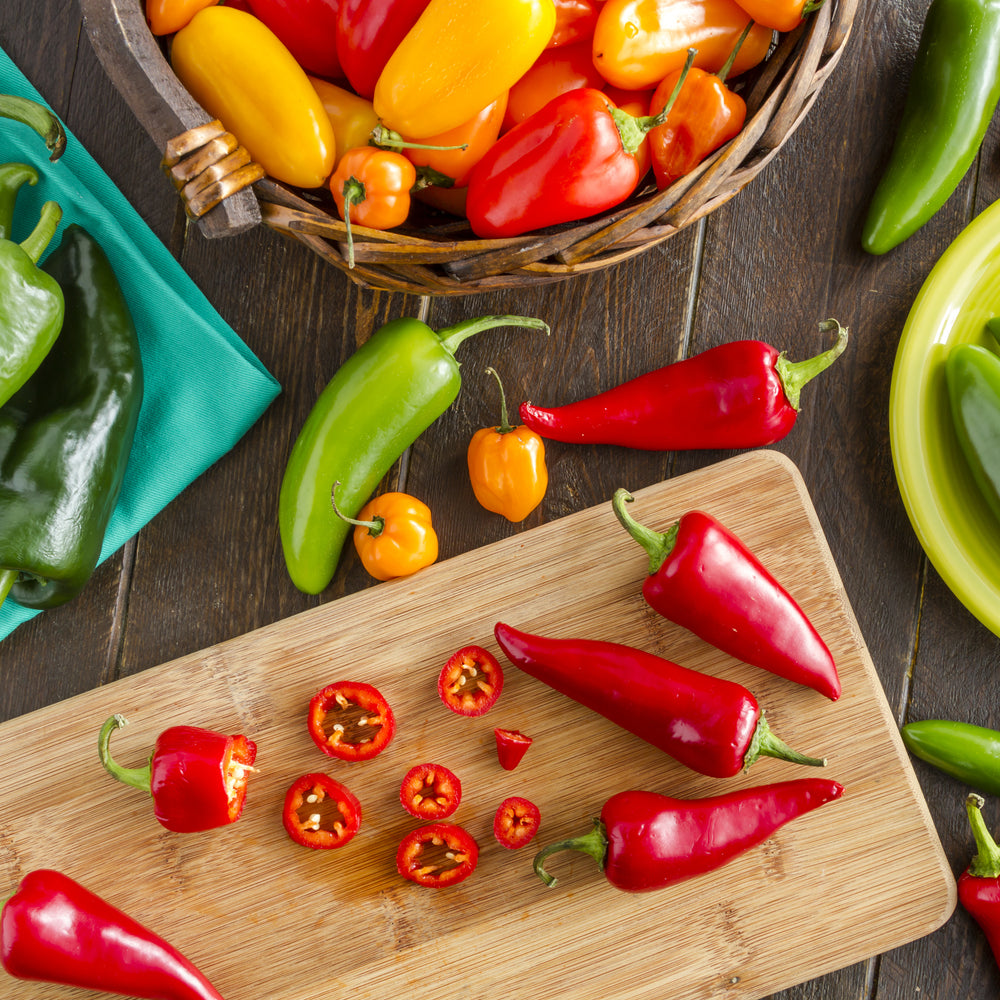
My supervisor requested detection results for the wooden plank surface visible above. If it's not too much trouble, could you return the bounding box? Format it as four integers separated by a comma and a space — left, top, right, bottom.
0, 452, 953, 1000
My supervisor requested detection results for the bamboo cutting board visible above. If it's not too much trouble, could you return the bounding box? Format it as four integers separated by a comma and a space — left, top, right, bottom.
0, 451, 954, 1000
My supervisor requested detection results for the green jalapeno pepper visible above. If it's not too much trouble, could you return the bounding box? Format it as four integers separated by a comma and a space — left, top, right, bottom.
279, 313, 549, 595
902, 719, 1000, 797
946, 340, 1000, 524
861, 0, 1000, 255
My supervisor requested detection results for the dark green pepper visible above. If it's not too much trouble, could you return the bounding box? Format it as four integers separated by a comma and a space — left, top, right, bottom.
861, 0, 1000, 255
279, 313, 548, 594
902, 719, 1000, 797
945, 340, 1000, 524
0, 224, 143, 610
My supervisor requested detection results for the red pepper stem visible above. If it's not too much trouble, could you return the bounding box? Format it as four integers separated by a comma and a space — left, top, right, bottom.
340, 175, 365, 269
774, 319, 849, 411
486, 366, 514, 434
717, 20, 754, 85
0, 94, 66, 160
0, 569, 16, 608
612, 488, 678, 574
20, 200, 61, 264
746, 713, 827, 769
98, 714, 153, 793
436, 315, 550, 356
966, 793, 1000, 877
370, 124, 469, 153
533, 818, 608, 888
613, 48, 697, 156
331, 480, 384, 536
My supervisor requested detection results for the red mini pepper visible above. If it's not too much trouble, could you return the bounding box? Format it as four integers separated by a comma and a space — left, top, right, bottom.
437, 645, 504, 716
98, 715, 257, 833
494, 796, 542, 849
307, 680, 396, 761
399, 762, 463, 820
396, 822, 480, 887
282, 772, 362, 849
611, 493, 842, 700
493, 622, 826, 778
494, 726, 534, 770
1, 869, 225, 1000
959, 793, 1000, 967
533, 779, 844, 891
246, 0, 343, 78
519, 319, 848, 450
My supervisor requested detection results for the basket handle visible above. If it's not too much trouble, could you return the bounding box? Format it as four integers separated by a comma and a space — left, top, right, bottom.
79, 0, 262, 238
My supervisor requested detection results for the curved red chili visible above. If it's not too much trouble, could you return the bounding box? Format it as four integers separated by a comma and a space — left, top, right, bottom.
399, 762, 462, 820
518, 320, 848, 450
493, 622, 826, 778
0, 869, 225, 1000
533, 780, 844, 891
612, 494, 842, 700
494, 727, 533, 770
959, 793, 1000, 967
282, 772, 362, 849
437, 645, 504, 717
307, 680, 396, 761
494, 796, 541, 849
396, 822, 479, 888
97, 714, 257, 833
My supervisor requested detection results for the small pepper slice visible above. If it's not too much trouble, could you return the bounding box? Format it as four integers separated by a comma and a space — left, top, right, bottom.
396, 822, 480, 887
494, 727, 533, 770
399, 762, 462, 820
308, 680, 396, 761
494, 796, 541, 849
438, 645, 504, 717
282, 772, 362, 849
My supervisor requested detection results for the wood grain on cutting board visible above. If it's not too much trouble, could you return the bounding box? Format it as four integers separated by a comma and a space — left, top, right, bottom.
0, 450, 955, 1000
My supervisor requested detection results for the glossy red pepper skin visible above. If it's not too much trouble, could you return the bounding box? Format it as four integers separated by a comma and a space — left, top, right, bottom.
282, 772, 362, 849
245, 0, 342, 78
494, 726, 533, 770
959, 793, 1000, 967
493, 622, 826, 777
533, 780, 844, 891
613, 494, 842, 700
519, 321, 848, 450
396, 822, 479, 887
307, 680, 396, 761
1, 870, 225, 1000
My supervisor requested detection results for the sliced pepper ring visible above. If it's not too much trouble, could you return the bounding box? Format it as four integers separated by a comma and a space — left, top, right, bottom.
494, 796, 541, 850
282, 772, 362, 850
399, 762, 462, 820
307, 680, 396, 762
396, 822, 479, 888
437, 645, 504, 717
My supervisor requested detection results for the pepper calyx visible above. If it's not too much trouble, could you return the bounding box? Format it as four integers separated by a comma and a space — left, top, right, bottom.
97, 714, 153, 794
532, 818, 608, 888
966, 792, 1000, 878
612, 489, 679, 575
613, 49, 696, 155
744, 711, 827, 771
774, 319, 849, 411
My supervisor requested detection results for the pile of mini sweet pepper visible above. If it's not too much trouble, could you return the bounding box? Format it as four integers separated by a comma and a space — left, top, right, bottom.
147, 0, 816, 261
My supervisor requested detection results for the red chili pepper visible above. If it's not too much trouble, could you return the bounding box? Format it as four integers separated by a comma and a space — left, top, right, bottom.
437, 645, 504, 716
282, 772, 362, 849
335, 0, 430, 99
959, 793, 1000, 967
245, 0, 342, 78
518, 319, 849, 450
612, 493, 842, 700
307, 680, 396, 761
97, 715, 257, 833
0, 869, 225, 1000
533, 780, 844, 891
493, 622, 826, 777
494, 726, 534, 770
399, 762, 463, 820
494, 796, 542, 849
466, 56, 693, 238
396, 822, 480, 887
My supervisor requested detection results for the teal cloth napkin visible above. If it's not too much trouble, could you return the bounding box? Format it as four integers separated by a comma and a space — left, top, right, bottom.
0, 47, 281, 639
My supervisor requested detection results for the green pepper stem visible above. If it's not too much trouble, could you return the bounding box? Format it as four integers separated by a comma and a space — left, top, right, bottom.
966, 793, 1000, 878
97, 714, 152, 793
532, 818, 608, 888
613, 48, 696, 156
744, 712, 827, 770
330, 480, 384, 536
370, 124, 468, 153
436, 315, 550, 357
774, 319, 849, 411
340, 176, 366, 269
0, 163, 39, 241
0, 569, 16, 608
486, 366, 514, 434
717, 20, 754, 85
412, 165, 456, 191
19, 200, 61, 264
0, 94, 66, 161
611, 489, 679, 574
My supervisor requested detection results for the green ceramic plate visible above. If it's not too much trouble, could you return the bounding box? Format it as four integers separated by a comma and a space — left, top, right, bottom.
890, 198, 1000, 635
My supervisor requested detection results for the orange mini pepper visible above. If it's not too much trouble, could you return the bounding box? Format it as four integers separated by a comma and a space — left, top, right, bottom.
146, 0, 217, 35
334, 486, 439, 582
732, 0, 819, 32
309, 78, 380, 169
468, 368, 548, 522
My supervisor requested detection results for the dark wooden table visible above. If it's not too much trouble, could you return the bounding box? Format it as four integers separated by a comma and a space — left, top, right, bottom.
2, 0, 999, 996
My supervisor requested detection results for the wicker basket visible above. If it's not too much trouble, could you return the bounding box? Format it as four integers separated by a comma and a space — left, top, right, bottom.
79, 0, 857, 295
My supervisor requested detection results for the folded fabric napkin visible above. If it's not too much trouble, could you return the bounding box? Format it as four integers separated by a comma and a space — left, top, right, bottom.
0, 47, 281, 640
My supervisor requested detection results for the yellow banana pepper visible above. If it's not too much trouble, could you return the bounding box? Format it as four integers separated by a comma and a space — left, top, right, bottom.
308, 78, 380, 169
373, 0, 557, 139
171, 6, 335, 188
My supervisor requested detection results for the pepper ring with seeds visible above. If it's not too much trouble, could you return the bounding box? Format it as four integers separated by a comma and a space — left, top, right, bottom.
307, 680, 396, 762
437, 645, 504, 717
282, 772, 362, 849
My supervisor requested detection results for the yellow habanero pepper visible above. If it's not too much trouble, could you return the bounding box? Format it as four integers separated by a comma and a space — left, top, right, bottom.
171, 6, 335, 188
309, 77, 380, 169
373, 0, 557, 139
467, 368, 548, 522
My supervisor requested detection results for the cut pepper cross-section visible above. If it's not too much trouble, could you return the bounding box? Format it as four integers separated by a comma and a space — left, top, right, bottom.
307, 680, 397, 762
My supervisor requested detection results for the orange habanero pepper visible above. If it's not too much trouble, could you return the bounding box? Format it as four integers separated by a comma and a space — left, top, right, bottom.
592, 0, 773, 90
468, 368, 548, 522
146, 0, 217, 35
